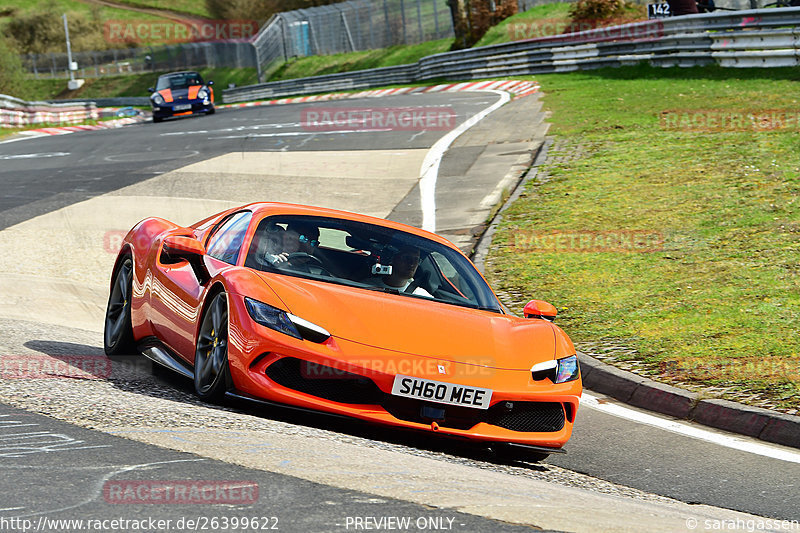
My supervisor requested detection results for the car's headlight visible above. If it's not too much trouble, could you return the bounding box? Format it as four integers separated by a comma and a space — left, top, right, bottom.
152, 94, 165, 106
244, 297, 330, 343
555, 355, 580, 383
197, 88, 208, 99
531, 355, 580, 383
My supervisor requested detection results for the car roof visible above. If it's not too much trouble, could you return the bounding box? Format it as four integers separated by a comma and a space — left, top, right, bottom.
158, 71, 200, 78
236, 202, 460, 250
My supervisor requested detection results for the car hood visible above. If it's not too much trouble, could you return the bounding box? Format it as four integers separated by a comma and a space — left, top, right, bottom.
256, 272, 557, 370
156, 86, 201, 101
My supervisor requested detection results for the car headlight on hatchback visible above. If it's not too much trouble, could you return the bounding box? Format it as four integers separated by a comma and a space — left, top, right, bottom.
152, 94, 165, 106
531, 354, 580, 383
244, 297, 330, 343
197, 88, 209, 99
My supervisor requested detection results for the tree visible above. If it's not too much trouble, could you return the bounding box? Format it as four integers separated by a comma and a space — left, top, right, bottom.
448, 0, 518, 50
0, 37, 28, 97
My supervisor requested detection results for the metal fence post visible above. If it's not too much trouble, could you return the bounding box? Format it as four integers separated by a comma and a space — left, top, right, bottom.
401, 0, 407, 43
416, 0, 423, 41
433, 0, 440, 38
341, 11, 356, 51
383, 0, 391, 46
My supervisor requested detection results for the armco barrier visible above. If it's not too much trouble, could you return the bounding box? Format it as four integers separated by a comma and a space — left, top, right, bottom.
223, 7, 800, 103
45, 97, 150, 108
0, 94, 99, 127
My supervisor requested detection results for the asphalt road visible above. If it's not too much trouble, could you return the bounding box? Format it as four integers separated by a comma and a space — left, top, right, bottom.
0, 92, 495, 230
1, 94, 799, 530
0, 403, 541, 533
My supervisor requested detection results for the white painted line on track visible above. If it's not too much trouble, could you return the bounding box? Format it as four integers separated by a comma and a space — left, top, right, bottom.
0, 152, 70, 160
0, 132, 55, 145
209, 129, 393, 140
159, 122, 304, 136
582, 392, 800, 464
419, 90, 511, 233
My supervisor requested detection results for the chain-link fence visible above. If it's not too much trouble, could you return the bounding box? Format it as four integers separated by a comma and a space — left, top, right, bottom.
22, 41, 257, 80
253, 0, 454, 80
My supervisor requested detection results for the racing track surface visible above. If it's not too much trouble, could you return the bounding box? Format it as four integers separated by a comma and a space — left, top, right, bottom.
1, 93, 799, 532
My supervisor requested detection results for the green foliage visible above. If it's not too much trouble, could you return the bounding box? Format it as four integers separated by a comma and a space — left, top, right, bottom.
450, 0, 520, 50
205, 0, 349, 25
6, 8, 114, 54
268, 39, 453, 82
0, 37, 27, 97
568, 0, 627, 21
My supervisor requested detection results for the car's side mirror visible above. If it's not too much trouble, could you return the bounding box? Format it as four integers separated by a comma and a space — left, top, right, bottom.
523, 300, 557, 321
163, 235, 204, 257
162, 235, 209, 283
148, 87, 155, 93
207, 80, 214, 86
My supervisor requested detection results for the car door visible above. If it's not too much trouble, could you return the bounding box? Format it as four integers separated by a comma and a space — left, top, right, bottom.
150, 211, 252, 362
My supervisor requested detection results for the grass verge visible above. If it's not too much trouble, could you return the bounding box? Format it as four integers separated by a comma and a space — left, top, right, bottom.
268, 39, 454, 82
485, 65, 800, 413
22, 67, 259, 101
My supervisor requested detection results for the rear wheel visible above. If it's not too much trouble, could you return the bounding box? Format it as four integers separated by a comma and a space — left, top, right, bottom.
104, 256, 136, 356
194, 291, 231, 402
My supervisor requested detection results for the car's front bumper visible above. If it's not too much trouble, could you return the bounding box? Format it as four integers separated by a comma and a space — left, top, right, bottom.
152, 100, 213, 119
226, 293, 582, 449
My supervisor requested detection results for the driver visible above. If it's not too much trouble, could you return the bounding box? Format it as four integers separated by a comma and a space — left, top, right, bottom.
265, 222, 320, 268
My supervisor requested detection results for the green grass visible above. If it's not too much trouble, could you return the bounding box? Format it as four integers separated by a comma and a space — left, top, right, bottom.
0, 0, 168, 25
476, 2, 647, 47
21, 67, 259, 100
486, 65, 800, 412
476, 3, 574, 47
107, 0, 213, 18
268, 38, 454, 82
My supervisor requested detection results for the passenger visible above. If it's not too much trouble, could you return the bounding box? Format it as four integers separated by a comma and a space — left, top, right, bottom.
368, 244, 432, 297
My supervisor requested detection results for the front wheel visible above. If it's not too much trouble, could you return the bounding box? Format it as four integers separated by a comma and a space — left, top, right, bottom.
104, 256, 136, 356
194, 291, 231, 402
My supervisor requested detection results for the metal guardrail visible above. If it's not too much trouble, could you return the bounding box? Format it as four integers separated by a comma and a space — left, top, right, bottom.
0, 94, 98, 127
46, 97, 150, 107
224, 7, 800, 103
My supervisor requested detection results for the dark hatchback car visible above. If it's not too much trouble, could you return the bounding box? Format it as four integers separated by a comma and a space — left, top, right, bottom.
149, 71, 215, 123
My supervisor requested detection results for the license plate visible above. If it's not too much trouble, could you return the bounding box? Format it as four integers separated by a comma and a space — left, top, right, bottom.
391, 375, 492, 410
173, 104, 191, 111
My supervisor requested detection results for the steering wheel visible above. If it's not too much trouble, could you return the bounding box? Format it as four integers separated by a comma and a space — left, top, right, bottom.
286, 252, 333, 276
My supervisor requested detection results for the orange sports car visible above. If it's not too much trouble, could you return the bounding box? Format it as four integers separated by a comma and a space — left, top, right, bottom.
104, 203, 581, 460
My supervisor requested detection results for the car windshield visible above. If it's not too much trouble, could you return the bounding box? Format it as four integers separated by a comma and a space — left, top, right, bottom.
244, 215, 502, 313
156, 72, 203, 91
